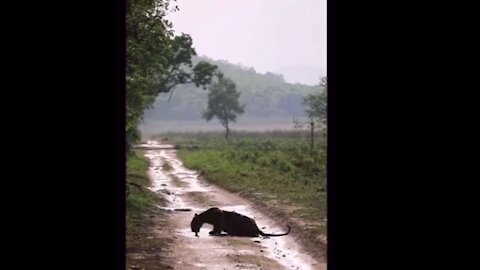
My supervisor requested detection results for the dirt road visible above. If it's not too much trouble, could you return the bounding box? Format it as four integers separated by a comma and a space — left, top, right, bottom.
139, 141, 326, 270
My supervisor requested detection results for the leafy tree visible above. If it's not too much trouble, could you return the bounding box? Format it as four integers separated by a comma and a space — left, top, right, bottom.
126, 0, 217, 151
202, 75, 245, 139
303, 76, 327, 126
296, 76, 327, 151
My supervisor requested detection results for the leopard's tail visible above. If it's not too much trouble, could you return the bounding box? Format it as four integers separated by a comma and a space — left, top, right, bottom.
260, 225, 291, 237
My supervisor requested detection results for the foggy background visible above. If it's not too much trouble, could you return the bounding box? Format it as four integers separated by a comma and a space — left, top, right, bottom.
141, 0, 326, 136
168, 0, 326, 85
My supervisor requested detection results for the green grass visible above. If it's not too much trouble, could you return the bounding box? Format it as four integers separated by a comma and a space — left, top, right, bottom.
169, 132, 327, 235
126, 151, 157, 215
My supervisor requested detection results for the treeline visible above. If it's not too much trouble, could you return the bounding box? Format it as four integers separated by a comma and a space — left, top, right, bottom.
143, 56, 322, 123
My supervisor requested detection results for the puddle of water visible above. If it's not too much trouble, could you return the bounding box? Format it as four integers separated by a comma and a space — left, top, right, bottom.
176, 227, 241, 243
135, 141, 176, 149
237, 249, 256, 255
220, 205, 249, 211
177, 228, 205, 239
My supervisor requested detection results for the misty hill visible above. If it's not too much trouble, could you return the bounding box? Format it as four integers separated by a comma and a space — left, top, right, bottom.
275, 66, 326, 86
141, 56, 323, 133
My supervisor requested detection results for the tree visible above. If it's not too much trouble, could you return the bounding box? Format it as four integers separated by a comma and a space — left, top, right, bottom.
300, 76, 327, 151
126, 0, 218, 151
202, 75, 245, 139
303, 76, 327, 126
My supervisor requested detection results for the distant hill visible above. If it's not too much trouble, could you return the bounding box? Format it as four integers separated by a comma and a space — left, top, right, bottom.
141, 56, 324, 134
275, 66, 326, 86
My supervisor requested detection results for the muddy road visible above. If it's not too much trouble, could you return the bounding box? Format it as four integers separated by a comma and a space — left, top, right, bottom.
139, 141, 326, 270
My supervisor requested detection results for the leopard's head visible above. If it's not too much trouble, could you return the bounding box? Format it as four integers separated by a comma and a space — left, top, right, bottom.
191, 213, 202, 237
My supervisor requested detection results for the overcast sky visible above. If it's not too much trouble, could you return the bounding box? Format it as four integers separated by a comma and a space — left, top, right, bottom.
167, 0, 326, 85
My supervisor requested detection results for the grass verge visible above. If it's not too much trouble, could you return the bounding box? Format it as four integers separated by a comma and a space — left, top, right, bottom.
126, 150, 174, 269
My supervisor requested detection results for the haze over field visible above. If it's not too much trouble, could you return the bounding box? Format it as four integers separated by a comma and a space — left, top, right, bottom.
140, 0, 326, 135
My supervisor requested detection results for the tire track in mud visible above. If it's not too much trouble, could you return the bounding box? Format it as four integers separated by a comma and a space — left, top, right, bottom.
141, 141, 326, 270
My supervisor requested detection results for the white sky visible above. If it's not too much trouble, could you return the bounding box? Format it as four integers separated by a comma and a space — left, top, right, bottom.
167, 0, 326, 84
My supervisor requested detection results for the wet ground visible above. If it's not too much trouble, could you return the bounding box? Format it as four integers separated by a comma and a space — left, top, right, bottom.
136, 141, 326, 270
